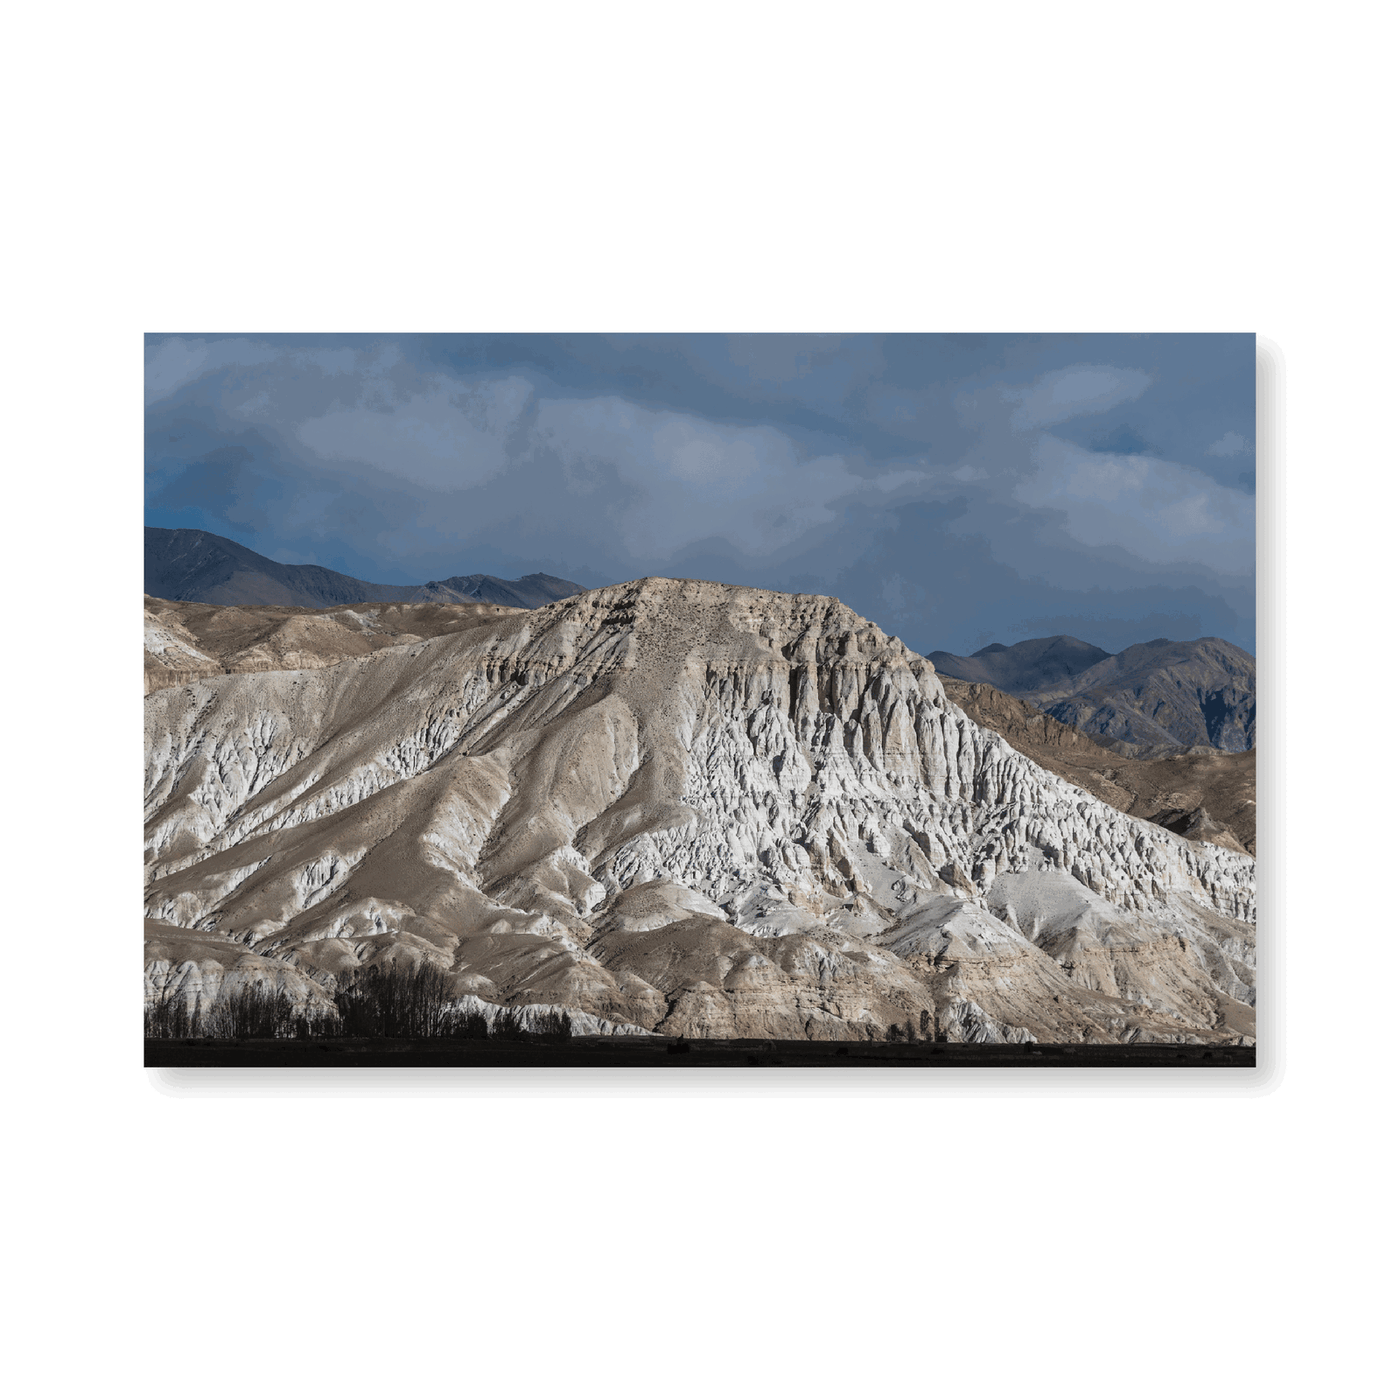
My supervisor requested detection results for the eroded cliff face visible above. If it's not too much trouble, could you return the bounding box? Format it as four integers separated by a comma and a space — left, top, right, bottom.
143, 579, 1256, 1044
939, 677, 1256, 854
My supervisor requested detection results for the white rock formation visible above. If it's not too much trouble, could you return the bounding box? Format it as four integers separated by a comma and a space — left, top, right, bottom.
143, 579, 1256, 1043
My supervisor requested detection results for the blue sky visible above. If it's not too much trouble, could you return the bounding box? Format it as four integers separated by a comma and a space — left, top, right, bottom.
145, 333, 1256, 655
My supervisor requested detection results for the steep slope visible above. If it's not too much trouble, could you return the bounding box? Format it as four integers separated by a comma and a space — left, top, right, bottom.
144, 579, 1256, 1045
145, 596, 522, 695
1025, 638, 1256, 750
940, 678, 1255, 854
145, 527, 584, 610
928, 636, 1110, 691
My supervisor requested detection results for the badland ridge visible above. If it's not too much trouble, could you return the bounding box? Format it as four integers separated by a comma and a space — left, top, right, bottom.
144, 578, 1256, 1045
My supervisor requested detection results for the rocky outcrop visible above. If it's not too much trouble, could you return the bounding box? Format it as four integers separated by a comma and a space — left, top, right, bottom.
144, 579, 1256, 1044
144, 610, 226, 693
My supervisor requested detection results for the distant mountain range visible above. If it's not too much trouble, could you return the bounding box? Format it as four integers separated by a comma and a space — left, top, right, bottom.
927, 636, 1113, 692
145, 527, 584, 610
929, 634, 1256, 751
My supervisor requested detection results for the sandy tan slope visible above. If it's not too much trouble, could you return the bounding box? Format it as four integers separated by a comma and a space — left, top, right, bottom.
144, 596, 522, 695
940, 678, 1256, 854
144, 579, 1256, 1044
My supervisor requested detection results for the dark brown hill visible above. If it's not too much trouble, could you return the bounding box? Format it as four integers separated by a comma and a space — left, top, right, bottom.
145, 527, 583, 611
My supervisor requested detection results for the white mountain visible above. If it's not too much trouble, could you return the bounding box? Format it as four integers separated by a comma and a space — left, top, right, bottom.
144, 579, 1256, 1043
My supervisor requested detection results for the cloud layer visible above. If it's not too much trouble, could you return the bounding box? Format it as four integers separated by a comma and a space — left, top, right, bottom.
145, 334, 1257, 655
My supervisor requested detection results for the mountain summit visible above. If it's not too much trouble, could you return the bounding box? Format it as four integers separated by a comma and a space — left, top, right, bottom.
145, 527, 583, 610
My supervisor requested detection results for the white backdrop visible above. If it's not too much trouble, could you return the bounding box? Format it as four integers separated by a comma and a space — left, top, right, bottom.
5, 2, 1390, 1396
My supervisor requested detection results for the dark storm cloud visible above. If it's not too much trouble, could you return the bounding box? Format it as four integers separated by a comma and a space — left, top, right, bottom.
145, 332, 1257, 653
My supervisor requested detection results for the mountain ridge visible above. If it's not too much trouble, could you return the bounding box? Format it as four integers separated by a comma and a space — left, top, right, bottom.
145, 594, 1256, 853
145, 577, 1255, 1045
929, 633, 1256, 751
145, 526, 583, 610
928, 635, 1112, 692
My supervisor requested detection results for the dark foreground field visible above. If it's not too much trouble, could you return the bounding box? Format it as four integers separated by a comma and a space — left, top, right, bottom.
146, 1036, 1257, 1068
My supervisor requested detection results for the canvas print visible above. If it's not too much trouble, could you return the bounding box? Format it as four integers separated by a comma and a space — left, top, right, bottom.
143, 334, 1257, 1067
